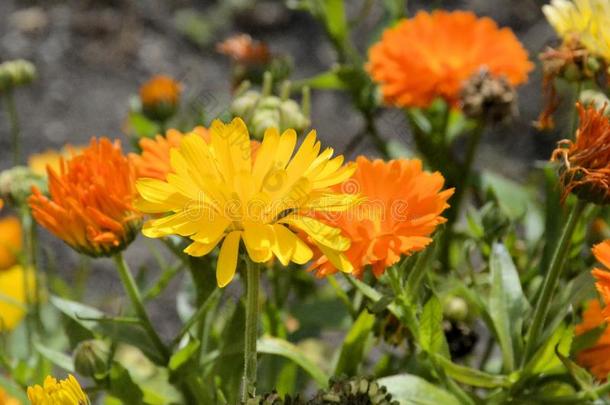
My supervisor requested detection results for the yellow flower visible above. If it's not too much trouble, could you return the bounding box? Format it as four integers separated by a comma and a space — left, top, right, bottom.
543, 0, 610, 61
27, 375, 89, 405
0, 216, 22, 270
0, 265, 34, 331
136, 118, 359, 287
28, 146, 85, 177
0, 386, 21, 405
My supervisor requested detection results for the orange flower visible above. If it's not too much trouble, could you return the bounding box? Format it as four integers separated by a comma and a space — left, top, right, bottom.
367, 10, 533, 108
28, 138, 141, 257
312, 157, 454, 278
0, 386, 21, 405
0, 216, 22, 270
217, 34, 271, 65
139, 75, 182, 120
575, 299, 610, 380
593, 240, 610, 321
551, 104, 610, 204
130, 127, 209, 181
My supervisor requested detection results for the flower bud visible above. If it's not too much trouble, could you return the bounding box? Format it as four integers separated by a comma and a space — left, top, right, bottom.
73, 340, 110, 378
0, 59, 36, 92
443, 295, 469, 322
139, 75, 182, 122
0, 166, 47, 208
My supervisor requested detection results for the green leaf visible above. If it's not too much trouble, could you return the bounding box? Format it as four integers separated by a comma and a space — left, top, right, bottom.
169, 339, 201, 373
433, 355, 509, 388
294, 69, 350, 90
488, 243, 530, 371
128, 112, 161, 139
571, 322, 606, 355
258, 336, 329, 388
108, 362, 145, 405
527, 323, 574, 375
556, 350, 594, 390
35, 344, 74, 373
419, 296, 450, 359
333, 310, 375, 376
321, 0, 348, 44
378, 374, 461, 405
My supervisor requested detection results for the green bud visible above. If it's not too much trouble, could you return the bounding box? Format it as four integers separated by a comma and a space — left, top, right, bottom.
0, 166, 47, 208
562, 62, 582, 82
73, 340, 110, 378
443, 296, 469, 322
0, 59, 36, 92
586, 56, 601, 74
230, 90, 261, 119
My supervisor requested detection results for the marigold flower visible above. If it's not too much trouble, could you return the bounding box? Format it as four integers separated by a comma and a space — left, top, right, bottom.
139, 75, 182, 121
0, 265, 35, 331
217, 34, 271, 65
551, 103, 610, 204
27, 375, 90, 405
575, 299, 610, 380
543, 0, 610, 62
592, 240, 610, 319
0, 387, 20, 405
28, 138, 141, 257
367, 10, 533, 109
311, 157, 454, 278
136, 117, 359, 287
130, 127, 209, 181
0, 216, 22, 270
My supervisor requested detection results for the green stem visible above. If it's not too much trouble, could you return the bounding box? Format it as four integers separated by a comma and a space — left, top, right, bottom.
521, 199, 586, 363
242, 259, 260, 402
3, 90, 21, 165
405, 246, 435, 297
112, 253, 169, 362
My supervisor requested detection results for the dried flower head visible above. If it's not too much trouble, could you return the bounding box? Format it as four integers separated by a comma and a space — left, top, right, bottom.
312, 157, 453, 278
29, 138, 141, 257
139, 75, 182, 121
575, 299, 610, 380
460, 69, 517, 123
130, 127, 209, 181
551, 103, 610, 204
217, 34, 271, 65
27, 375, 90, 405
367, 10, 532, 108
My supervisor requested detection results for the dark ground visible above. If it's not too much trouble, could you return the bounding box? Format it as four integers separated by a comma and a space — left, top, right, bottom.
0, 0, 562, 336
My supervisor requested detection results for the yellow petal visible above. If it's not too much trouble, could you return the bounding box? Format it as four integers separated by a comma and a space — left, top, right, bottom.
317, 244, 353, 273
281, 215, 350, 251
243, 223, 273, 263
135, 178, 188, 212
217, 231, 241, 287
252, 127, 280, 189
184, 238, 222, 257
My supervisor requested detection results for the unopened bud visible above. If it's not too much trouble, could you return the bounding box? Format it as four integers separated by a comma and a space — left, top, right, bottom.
0, 166, 46, 207
0, 59, 36, 92
73, 340, 110, 378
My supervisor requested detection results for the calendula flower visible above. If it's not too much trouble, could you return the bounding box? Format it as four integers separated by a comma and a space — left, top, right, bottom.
311, 157, 454, 278
575, 299, 610, 380
136, 118, 358, 287
543, 0, 610, 62
367, 10, 532, 109
139, 75, 182, 121
0, 265, 35, 331
28, 138, 141, 257
0, 387, 21, 405
551, 103, 610, 204
130, 127, 209, 181
27, 375, 90, 405
217, 34, 271, 65
0, 216, 22, 270
593, 240, 610, 319
28, 146, 85, 177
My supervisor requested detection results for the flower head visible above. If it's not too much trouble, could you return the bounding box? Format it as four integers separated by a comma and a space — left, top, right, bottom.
136, 118, 359, 287
27, 375, 90, 405
217, 34, 271, 65
139, 75, 182, 121
543, 0, 610, 62
367, 10, 532, 109
311, 157, 454, 278
575, 299, 610, 380
551, 103, 610, 204
130, 127, 209, 181
0, 265, 35, 331
28, 138, 141, 257
0, 216, 22, 270
592, 240, 610, 320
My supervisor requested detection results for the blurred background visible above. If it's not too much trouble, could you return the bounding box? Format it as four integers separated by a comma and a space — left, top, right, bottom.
0, 0, 561, 335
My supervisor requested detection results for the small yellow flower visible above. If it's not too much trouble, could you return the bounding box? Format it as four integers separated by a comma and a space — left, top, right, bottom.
0, 216, 22, 270
543, 0, 610, 61
27, 375, 89, 405
0, 265, 35, 331
136, 118, 359, 287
